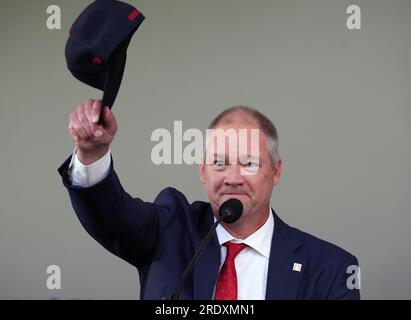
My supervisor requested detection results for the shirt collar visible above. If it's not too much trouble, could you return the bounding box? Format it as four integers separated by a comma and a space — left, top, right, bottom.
215, 207, 274, 259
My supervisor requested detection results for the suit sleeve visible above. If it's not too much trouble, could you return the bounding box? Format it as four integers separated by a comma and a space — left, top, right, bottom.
58, 155, 159, 268
326, 254, 361, 300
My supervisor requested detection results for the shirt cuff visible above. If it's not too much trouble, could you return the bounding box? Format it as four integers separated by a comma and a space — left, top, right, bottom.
68, 147, 111, 187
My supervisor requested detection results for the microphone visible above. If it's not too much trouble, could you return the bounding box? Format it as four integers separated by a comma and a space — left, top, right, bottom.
219, 198, 243, 223
170, 198, 243, 300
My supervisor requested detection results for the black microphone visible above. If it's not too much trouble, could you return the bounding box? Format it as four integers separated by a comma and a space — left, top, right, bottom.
219, 198, 243, 223
170, 198, 243, 300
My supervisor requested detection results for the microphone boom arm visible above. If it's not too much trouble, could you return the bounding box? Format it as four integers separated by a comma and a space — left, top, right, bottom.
170, 215, 225, 300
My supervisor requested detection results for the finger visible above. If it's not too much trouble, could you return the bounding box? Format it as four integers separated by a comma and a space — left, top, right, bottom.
69, 109, 88, 140
77, 104, 93, 138
102, 106, 117, 135
87, 100, 105, 138
69, 111, 80, 142
84, 100, 99, 136
85, 98, 94, 109
84, 98, 95, 119
91, 100, 102, 124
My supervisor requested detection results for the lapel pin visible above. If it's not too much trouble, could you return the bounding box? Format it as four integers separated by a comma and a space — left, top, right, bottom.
293, 263, 302, 272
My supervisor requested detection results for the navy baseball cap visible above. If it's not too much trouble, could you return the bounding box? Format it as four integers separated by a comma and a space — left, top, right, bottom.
65, 0, 145, 122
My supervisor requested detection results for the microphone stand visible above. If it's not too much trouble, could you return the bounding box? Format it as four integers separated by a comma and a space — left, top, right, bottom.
169, 215, 226, 300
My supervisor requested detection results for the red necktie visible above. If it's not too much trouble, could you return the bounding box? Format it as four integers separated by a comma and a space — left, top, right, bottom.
214, 242, 247, 300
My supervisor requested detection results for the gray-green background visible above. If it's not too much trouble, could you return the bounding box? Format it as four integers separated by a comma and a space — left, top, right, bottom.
1, 0, 410, 299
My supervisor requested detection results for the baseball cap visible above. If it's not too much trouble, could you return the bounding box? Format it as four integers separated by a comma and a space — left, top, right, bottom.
65, 0, 145, 122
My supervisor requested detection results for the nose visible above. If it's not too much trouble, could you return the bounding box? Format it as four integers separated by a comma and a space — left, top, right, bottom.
223, 164, 245, 186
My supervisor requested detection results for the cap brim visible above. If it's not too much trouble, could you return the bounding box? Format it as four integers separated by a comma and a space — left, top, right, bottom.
100, 39, 130, 123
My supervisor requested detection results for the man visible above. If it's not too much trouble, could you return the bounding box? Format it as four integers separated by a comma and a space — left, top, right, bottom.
58, 98, 360, 299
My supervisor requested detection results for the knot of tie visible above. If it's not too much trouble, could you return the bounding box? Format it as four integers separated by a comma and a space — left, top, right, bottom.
224, 242, 247, 259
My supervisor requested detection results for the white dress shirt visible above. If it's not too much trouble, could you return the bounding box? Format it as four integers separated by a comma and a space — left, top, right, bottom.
214, 210, 274, 300
68, 147, 111, 187
69, 149, 274, 299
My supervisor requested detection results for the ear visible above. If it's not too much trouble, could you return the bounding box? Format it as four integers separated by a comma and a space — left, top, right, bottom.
273, 159, 282, 185
199, 162, 205, 183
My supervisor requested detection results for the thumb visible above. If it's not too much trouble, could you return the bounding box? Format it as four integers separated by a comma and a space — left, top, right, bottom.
102, 106, 116, 134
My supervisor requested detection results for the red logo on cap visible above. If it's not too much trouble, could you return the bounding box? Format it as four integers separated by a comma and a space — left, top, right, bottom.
128, 9, 139, 21
92, 57, 103, 65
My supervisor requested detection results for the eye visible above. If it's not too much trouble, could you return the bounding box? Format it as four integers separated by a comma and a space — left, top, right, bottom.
242, 161, 260, 172
213, 159, 225, 167
245, 161, 259, 168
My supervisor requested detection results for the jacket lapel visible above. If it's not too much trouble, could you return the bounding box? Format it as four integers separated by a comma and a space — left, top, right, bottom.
192, 206, 221, 299
265, 211, 305, 300
191, 207, 305, 300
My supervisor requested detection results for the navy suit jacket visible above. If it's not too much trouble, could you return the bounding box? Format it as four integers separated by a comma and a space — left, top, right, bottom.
58, 155, 360, 300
